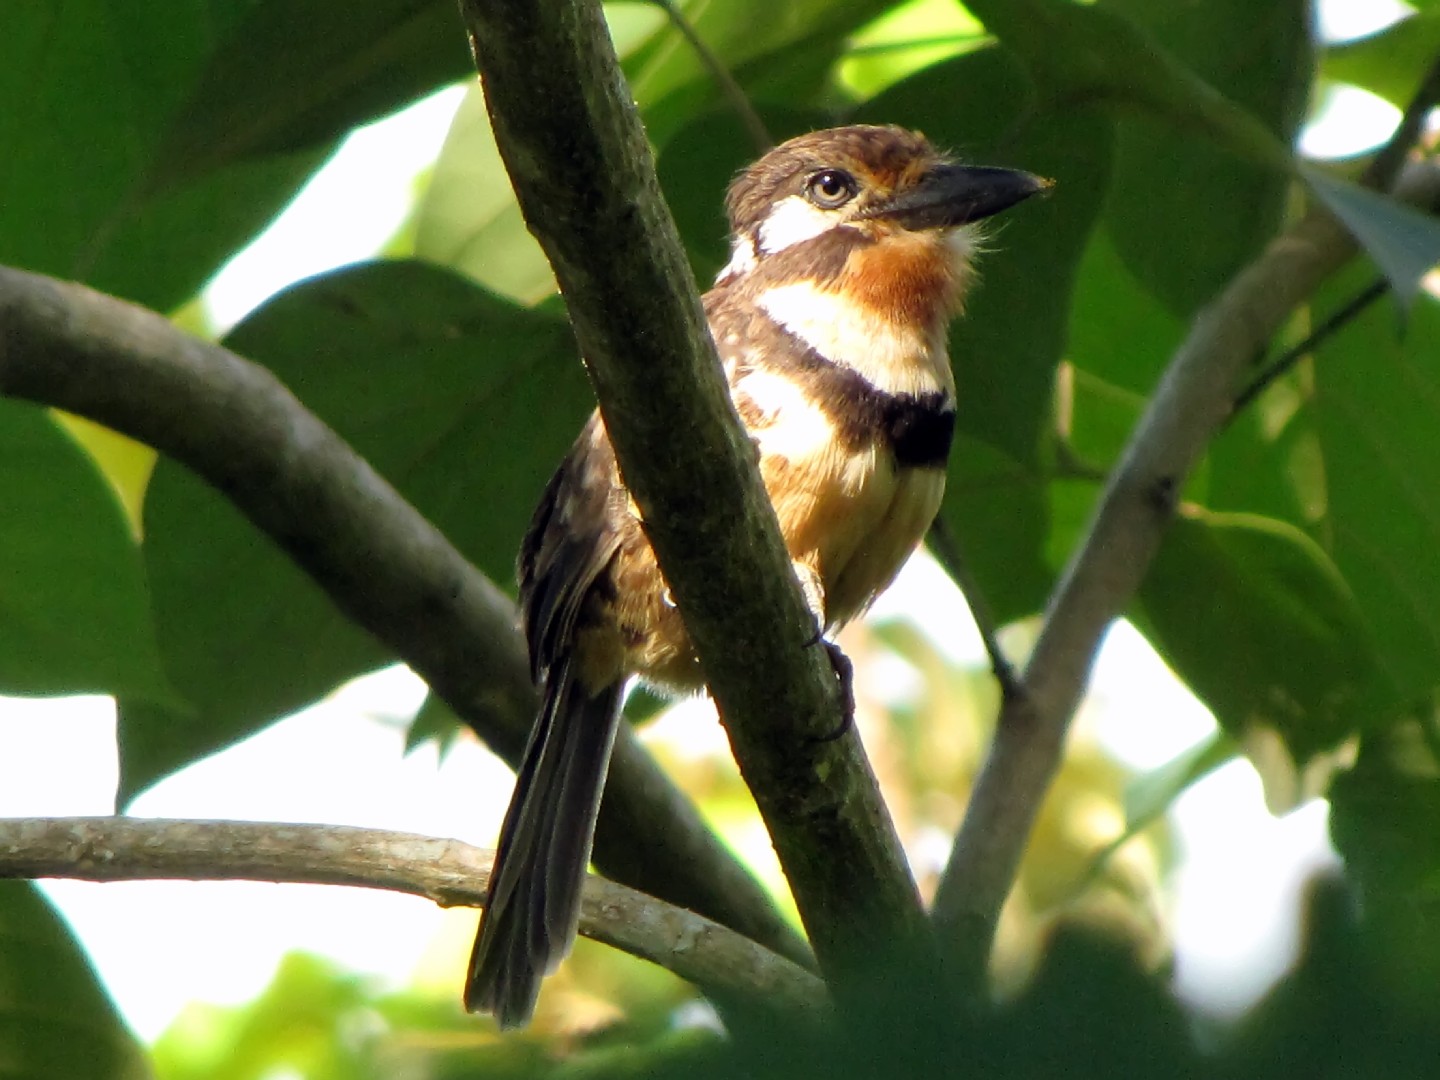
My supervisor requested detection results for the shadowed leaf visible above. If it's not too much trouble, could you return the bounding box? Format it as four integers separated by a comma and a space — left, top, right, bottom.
1097, 0, 1310, 314
0, 400, 171, 705
123, 261, 588, 800
1136, 511, 1396, 766
0, 881, 150, 1080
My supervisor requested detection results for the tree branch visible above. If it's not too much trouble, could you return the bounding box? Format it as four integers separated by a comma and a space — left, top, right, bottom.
457, 0, 936, 1016
0, 264, 808, 971
0, 817, 825, 1016
932, 157, 1440, 988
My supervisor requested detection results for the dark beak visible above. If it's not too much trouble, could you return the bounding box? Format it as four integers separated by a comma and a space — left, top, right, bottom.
869, 164, 1052, 230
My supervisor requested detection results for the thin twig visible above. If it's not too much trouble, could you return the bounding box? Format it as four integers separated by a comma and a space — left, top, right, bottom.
0, 817, 827, 1016
1229, 276, 1390, 419
649, 0, 773, 153
1362, 56, 1440, 191
847, 33, 986, 58
926, 516, 1021, 699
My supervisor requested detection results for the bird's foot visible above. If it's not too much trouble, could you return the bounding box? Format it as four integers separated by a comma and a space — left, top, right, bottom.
805, 635, 855, 744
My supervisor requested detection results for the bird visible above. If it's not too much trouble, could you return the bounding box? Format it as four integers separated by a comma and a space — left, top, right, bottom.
465, 124, 1048, 1027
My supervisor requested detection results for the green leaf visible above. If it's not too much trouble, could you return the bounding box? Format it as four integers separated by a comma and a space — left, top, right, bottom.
0, 400, 171, 703
0, 3, 327, 311
1136, 510, 1396, 765
858, 46, 1114, 620
962, 0, 1294, 172
1311, 269, 1440, 701
403, 691, 462, 758
0, 881, 150, 1080
1302, 167, 1440, 308
150, 952, 373, 1080
147, 0, 471, 187
1064, 366, 1147, 474
411, 83, 558, 304
839, 1, 988, 100
1123, 731, 1237, 834
1067, 230, 1186, 396
1097, 0, 1311, 314
1207, 402, 1329, 530
1330, 733, 1440, 993
123, 260, 589, 800
1067, 233, 1322, 532
0, 1, 467, 314
410, 6, 676, 304
942, 437, 1053, 624
1325, 9, 1440, 108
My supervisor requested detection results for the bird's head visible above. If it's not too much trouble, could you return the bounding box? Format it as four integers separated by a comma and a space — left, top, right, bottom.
717, 125, 1049, 328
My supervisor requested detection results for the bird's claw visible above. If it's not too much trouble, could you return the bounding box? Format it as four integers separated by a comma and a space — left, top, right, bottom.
806, 636, 855, 744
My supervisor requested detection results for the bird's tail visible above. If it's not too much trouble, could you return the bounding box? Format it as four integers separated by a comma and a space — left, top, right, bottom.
464, 659, 623, 1027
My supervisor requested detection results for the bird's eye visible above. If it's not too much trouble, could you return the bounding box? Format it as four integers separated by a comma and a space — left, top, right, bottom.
805, 169, 858, 209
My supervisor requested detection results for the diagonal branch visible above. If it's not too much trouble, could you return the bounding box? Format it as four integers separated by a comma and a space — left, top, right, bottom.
0, 264, 807, 970
932, 155, 1440, 988
457, 0, 936, 1016
0, 817, 825, 1016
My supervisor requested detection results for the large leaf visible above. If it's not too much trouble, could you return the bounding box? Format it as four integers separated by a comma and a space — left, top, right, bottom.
411, 82, 558, 305
1303, 167, 1440, 309
1330, 732, 1440, 994
0, 399, 170, 703
1097, 0, 1311, 314
1135, 511, 1396, 765
0, 1, 466, 313
1066, 231, 1185, 397
0, 881, 150, 1080
858, 46, 1114, 620
123, 260, 589, 800
147, 0, 471, 187
0, 3, 248, 307
961, 0, 1293, 172
1068, 230, 1323, 531
1311, 268, 1440, 701
1325, 9, 1440, 108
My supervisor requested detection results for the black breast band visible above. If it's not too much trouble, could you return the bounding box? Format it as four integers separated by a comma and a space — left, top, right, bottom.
786, 345, 956, 469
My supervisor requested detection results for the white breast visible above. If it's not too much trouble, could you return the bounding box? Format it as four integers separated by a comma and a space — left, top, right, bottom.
756, 280, 953, 398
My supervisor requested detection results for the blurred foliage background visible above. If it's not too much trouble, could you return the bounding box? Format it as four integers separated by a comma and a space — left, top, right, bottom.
3, 0, 1440, 1075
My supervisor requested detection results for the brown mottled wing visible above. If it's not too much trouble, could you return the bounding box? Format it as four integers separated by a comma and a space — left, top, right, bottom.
517, 414, 625, 682
465, 415, 627, 1027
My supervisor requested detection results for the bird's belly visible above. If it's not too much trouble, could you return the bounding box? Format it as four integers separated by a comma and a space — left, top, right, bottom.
763, 438, 945, 630
615, 418, 945, 691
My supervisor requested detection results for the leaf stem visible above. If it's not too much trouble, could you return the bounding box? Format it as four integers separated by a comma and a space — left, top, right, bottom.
927, 516, 1021, 699
1229, 276, 1389, 420
649, 0, 773, 152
